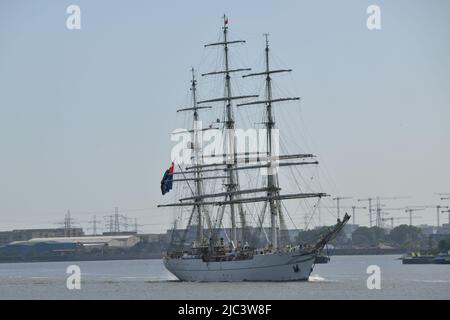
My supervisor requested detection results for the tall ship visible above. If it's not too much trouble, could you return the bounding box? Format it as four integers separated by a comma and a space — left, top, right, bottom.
158, 16, 349, 281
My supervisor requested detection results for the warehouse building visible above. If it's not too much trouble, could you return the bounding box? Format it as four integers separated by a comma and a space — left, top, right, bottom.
0, 228, 84, 245
19, 235, 141, 248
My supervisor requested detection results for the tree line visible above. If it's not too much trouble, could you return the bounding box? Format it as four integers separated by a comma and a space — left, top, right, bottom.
295, 224, 450, 252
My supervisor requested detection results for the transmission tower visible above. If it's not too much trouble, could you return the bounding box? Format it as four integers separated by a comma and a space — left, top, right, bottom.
89, 215, 102, 235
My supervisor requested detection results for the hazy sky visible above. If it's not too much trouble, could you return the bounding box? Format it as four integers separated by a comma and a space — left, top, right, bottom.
1, 0, 449, 233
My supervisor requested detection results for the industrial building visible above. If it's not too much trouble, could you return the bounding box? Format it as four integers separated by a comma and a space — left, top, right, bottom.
12, 235, 140, 249
0, 234, 142, 261
0, 228, 84, 245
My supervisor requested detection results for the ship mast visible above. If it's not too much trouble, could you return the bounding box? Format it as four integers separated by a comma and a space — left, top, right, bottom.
240, 35, 313, 250
223, 17, 238, 247
191, 69, 203, 243
197, 16, 257, 248
175, 69, 212, 244
264, 35, 280, 249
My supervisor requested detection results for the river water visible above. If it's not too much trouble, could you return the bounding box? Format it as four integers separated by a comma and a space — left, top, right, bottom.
0, 255, 448, 299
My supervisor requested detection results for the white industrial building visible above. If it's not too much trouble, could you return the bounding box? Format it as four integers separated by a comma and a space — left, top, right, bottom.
11, 235, 140, 249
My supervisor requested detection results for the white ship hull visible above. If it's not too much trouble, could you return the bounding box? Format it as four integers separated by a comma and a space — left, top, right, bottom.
164, 251, 316, 282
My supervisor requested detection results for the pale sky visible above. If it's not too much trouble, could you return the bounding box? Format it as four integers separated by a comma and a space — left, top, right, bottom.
0, 0, 449, 233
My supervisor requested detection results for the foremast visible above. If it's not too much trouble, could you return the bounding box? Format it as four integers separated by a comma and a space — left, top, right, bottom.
191, 70, 204, 243
176, 69, 211, 244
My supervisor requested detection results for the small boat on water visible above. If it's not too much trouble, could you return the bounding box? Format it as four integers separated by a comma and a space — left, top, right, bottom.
314, 254, 330, 264
314, 245, 332, 264
402, 251, 450, 265
433, 255, 450, 264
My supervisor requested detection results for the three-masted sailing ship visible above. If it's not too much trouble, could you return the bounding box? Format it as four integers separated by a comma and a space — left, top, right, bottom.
158, 17, 349, 281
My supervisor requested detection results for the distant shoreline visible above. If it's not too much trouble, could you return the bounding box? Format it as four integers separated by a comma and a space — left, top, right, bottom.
331, 248, 406, 255
0, 249, 406, 264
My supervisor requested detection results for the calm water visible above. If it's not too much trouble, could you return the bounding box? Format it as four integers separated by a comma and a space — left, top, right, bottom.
0, 255, 449, 299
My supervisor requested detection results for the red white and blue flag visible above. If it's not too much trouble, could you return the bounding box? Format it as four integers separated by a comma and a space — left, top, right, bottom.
160, 161, 174, 195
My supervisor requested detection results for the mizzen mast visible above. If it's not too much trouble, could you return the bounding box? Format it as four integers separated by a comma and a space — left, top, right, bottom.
239, 34, 320, 250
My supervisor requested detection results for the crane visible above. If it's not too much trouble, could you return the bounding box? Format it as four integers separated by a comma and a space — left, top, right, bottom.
373, 196, 410, 228
349, 206, 367, 226
435, 205, 449, 227
382, 216, 421, 229
405, 208, 425, 226
332, 196, 353, 220
319, 205, 366, 226
441, 209, 450, 225
377, 207, 406, 228
357, 196, 409, 228
436, 193, 450, 201
357, 198, 374, 227
381, 217, 395, 229
436, 192, 450, 198
410, 205, 449, 227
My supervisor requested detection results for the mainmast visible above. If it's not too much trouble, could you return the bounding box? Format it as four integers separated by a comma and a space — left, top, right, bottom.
223, 17, 238, 247
263, 34, 280, 249
197, 16, 256, 248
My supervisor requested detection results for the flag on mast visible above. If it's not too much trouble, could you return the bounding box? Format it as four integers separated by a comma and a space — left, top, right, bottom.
160, 161, 174, 195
